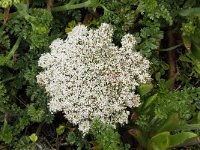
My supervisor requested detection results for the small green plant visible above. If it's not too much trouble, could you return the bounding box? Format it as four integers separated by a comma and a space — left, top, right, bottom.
130, 82, 200, 150
66, 119, 130, 150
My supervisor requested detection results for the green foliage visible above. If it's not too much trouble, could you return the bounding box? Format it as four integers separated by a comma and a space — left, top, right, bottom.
0, 0, 20, 8
138, 83, 153, 97
0, 0, 200, 149
0, 120, 13, 144
169, 132, 197, 148
29, 133, 38, 143
5, 14, 30, 38
180, 7, 200, 17
149, 131, 197, 150
155, 86, 200, 120
133, 83, 200, 149
52, 0, 101, 12
67, 131, 91, 150
13, 136, 31, 149
179, 15, 200, 82
0, 81, 9, 111
0, 27, 10, 50
65, 20, 78, 33
56, 125, 65, 135
0, 81, 16, 144
5, 5, 53, 49
66, 119, 130, 150
27, 104, 45, 122
0, 37, 21, 67
137, 0, 173, 24
67, 132, 77, 144
137, 83, 200, 129
30, 0, 46, 7
137, 26, 163, 57
27, 9, 53, 48
100, 0, 165, 57
0, 4, 54, 149
182, 19, 200, 56
179, 52, 200, 81
91, 119, 130, 150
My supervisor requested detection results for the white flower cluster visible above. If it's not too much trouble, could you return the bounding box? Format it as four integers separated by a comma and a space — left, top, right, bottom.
36, 23, 151, 135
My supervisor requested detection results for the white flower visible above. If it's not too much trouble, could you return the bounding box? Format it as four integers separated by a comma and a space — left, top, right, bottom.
78, 121, 90, 136
37, 23, 151, 135
121, 33, 137, 50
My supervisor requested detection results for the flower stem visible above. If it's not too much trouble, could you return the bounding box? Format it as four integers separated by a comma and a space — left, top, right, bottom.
47, 0, 54, 12
52, 0, 91, 12
6, 37, 21, 60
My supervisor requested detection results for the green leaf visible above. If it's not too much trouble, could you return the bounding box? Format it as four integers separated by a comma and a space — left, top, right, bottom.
65, 20, 77, 33
155, 72, 161, 81
169, 132, 197, 148
0, 37, 21, 67
150, 132, 170, 150
157, 113, 185, 133
197, 112, 200, 123
138, 84, 153, 97
0, 122, 13, 144
180, 7, 200, 17
143, 94, 158, 109
182, 36, 191, 50
149, 131, 197, 149
67, 132, 77, 144
27, 104, 45, 122
175, 123, 200, 131
191, 42, 200, 60
56, 125, 65, 135
179, 54, 192, 63
29, 133, 38, 143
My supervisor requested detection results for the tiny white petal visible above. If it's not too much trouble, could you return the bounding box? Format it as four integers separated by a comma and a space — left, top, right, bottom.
37, 23, 151, 135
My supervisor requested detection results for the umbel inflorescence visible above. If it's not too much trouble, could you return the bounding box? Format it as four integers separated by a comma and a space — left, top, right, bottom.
36, 23, 151, 135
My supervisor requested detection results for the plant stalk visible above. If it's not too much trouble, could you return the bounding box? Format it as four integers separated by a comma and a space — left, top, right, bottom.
6, 37, 21, 60
167, 30, 177, 89
0, 12, 18, 21
52, 0, 91, 12
3, 7, 10, 24
47, 0, 54, 11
